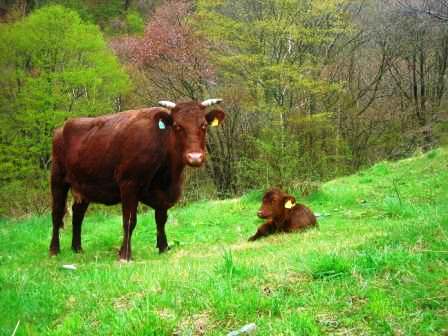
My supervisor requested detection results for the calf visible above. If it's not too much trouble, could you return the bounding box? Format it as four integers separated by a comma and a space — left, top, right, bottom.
248, 188, 317, 241
49, 99, 225, 261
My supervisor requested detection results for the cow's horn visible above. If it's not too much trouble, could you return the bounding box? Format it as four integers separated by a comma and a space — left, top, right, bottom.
158, 100, 176, 109
201, 98, 223, 107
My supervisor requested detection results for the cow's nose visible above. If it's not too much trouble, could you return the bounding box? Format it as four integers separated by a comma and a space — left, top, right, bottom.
186, 152, 204, 166
257, 211, 264, 217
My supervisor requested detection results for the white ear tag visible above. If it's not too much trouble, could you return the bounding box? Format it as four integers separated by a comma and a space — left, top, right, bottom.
211, 118, 219, 127
158, 119, 166, 130
284, 200, 295, 209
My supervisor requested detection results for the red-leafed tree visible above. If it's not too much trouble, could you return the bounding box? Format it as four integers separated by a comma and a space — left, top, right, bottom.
111, 0, 215, 102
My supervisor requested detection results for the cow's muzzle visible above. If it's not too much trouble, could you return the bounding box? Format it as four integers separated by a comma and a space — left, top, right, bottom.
257, 210, 269, 218
186, 152, 204, 166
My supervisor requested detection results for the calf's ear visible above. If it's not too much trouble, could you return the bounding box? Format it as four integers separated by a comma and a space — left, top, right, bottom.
283, 196, 296, 209
154, 111, 173, 130
206, 109, 225, 127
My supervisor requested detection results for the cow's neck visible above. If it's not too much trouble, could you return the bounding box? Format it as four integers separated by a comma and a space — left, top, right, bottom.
167, 141, 187, 182
169, 157, 185, 182
273, 212, 288, 228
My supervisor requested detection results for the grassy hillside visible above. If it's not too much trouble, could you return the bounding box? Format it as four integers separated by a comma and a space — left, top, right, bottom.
1, 148, 447, 335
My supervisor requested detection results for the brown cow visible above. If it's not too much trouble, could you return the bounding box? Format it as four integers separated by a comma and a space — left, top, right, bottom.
248, 188, 317, 241
49, 99, 225, 261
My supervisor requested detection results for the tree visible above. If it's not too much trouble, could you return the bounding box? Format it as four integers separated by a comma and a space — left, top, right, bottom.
325, 0, 448, 167
397, 0, 448, 21
359, 1, 448, 152
0, 5, 130, 215
111, 0, 214, 101
194, 0, 352, 190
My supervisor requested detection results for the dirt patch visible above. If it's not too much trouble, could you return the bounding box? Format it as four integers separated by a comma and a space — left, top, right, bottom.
174, 312, 213, 336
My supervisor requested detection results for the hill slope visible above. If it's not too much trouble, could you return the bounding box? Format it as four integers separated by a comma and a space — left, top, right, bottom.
1, 148, 447, 335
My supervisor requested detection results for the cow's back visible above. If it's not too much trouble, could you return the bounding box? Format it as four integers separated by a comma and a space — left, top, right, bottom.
62, 115, 120, 181
289, 204, 317, 230
54, 108, 170, 203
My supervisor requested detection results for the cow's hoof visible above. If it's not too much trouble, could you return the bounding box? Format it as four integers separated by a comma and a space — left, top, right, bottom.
118, 249, 132, 261
158, 245, 171, 254
71, 246, 83, 253
49, 248, 60, 256
248, 236, 256, 242
119, 258, 131, 263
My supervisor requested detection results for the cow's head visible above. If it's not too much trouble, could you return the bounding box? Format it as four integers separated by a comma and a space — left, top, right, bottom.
157, 99, 225, 167
257, 188, 296, 219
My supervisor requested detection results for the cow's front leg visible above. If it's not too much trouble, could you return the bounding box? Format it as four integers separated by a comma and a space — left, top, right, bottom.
248, 220, 276, 241
71, 201, 89, 253
119, 181, 139, 261
155, 208, 170, 253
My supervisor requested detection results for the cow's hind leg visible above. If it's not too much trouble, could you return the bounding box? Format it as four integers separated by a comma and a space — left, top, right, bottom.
71, 201, 89, 253
155, 208, 169, 253
49, 175, 69, 256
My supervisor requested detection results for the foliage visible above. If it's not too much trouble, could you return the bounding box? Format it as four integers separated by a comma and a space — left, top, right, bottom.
1, 0, 136, 30
195, 0, 349, 97
0, 147, 447, 334
111, 0, 215, 101
2, 0, 448, 215
191, 0, 353, 194
332, 0, 448, 166
0, 5, 130, 216
124, 10, 144, 34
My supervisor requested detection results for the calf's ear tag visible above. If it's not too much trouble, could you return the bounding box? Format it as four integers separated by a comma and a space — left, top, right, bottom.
158, 119, 166, 130
211, 118, 219, 127
284, 199, 295, 209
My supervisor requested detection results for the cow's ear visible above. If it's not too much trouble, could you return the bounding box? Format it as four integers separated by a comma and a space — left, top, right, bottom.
283, 196, 296, 209
154, 111, 173, 130
206, 109, 225, 127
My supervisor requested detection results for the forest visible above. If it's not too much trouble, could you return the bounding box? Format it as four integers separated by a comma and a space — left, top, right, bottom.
1, 0, 448, 216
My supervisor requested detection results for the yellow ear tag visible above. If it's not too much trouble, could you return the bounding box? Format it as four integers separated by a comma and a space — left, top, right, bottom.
284, 200, 295, 209
211, 118, 219, 127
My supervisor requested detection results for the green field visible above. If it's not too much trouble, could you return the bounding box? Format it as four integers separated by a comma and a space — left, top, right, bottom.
1, 148, 447, 335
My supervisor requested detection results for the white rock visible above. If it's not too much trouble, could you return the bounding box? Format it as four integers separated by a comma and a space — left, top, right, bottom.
227, 323, 257, 336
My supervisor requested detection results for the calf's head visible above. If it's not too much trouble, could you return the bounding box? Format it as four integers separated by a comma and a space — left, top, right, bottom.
257, 188, 296, 219
158, 99, 225, 167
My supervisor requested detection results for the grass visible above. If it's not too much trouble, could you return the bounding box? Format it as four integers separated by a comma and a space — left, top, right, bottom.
1, 147, 447, 335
